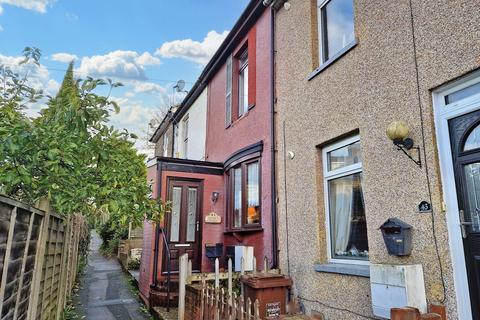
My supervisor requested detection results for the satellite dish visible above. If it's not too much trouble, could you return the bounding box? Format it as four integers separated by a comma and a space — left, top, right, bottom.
175, 80, 186, 92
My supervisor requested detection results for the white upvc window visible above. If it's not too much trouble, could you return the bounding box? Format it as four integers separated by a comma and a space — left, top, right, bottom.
322, 135, 369, 265
182, 115, 189, 159
174, 124, 180, 158
163, 134, 169, 157
317, 0, 355, 64
238, 50, 249, 117
225, 55, 233, 126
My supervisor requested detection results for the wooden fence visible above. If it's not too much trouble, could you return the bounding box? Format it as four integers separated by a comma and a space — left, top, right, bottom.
0, 195, 86, 320
201, 286, 261, 320
179, 254, 279, 320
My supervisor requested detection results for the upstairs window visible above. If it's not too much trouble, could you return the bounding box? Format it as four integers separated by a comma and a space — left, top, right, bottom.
163, 134, 169, 157
182, 116, 189, 159
225, 55, 233, 126
228, 158, 261, 230
318, 0, 355, 64
238, 49, 249, 117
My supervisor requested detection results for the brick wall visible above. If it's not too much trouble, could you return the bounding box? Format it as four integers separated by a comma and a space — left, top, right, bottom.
185, 284, 203, 320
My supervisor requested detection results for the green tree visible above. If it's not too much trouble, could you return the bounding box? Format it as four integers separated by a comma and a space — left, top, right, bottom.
0, 48, 165, 227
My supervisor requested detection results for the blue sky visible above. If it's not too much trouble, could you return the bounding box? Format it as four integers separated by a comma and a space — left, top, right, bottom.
0, 0, 249, 154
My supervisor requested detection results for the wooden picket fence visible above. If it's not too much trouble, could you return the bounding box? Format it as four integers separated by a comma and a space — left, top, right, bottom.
0, 195, 87, 320
178, 253, 279, 320
201, 286, 261, 320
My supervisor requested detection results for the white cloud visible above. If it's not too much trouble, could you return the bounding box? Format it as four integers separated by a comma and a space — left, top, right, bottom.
132, 81, 166, 95
156, 30, 229, 66
76, 50, 161, 80
45, 79, 60, 94
51, 52, 78, 63
0, 5, 3, 14
135, 52, 161, 66
0, 0, 55, 13
0, 53, 50, 90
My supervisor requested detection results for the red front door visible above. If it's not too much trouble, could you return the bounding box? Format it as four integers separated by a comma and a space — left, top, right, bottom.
163, 178, 203, 274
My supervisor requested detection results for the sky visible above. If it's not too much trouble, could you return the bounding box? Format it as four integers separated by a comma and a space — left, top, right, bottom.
0, 0, 250, 155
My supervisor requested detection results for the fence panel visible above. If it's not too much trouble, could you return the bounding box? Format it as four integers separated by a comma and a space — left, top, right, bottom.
0, 196, 85, 320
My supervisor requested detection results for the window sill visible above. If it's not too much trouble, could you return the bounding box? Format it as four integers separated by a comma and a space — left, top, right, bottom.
226, 105, 255, 129
308, 39, 358, 81
314, 263, 370, 278
224, 227, 263, 234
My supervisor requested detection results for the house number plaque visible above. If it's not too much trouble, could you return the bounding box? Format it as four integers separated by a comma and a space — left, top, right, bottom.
266, 302, 281, 319
418, 201, 432, 213
205, 212, 221, 224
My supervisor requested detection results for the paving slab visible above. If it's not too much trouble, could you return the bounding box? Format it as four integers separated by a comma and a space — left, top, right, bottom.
74, 231, 149, 320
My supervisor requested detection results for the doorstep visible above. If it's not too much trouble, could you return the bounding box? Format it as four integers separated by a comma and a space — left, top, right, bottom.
152, 307, 178, 320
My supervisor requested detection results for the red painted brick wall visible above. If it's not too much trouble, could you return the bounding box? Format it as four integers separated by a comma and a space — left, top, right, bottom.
156, 170, 224, 281
205, 8, 273, 266
138, 164, 158, 304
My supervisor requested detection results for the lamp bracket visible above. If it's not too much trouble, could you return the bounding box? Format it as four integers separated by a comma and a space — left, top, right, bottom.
394, 140, 422, 168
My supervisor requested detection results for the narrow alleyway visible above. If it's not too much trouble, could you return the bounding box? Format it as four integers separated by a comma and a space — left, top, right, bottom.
74, 231, 150, 320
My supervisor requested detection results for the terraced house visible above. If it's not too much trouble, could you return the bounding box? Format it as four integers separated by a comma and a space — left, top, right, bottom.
139, 0, 277, 310
272, 0, 480, 319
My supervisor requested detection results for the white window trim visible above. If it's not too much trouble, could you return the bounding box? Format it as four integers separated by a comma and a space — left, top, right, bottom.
322, 134, 369, 266
432, 71, 480, 320
182, 116, 189, 159
238, 50, 249, 117
225, 55, 233, 126
317, 0, 356, 65
163, 134, 169, 157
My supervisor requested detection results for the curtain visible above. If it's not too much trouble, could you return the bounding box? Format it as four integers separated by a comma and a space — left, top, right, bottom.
331, 177, 354, 256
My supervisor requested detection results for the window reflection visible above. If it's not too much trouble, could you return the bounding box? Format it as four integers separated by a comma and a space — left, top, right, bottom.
464, 124, 480, 151
321, 0, 355, 61
170, 187, 181, 242
328, 141, 362, 171
328, 173, 369, 259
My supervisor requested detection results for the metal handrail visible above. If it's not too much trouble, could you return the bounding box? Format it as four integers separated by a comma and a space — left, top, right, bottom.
159, 227, 172, 312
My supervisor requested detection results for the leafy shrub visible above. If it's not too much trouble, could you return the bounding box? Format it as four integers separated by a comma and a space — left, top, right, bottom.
98, 216, 128, 256
127, 258, 140, 270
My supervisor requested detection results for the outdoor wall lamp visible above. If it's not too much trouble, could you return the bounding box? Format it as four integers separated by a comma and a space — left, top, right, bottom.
211, 191, 220, 203
386, 121, 422, 168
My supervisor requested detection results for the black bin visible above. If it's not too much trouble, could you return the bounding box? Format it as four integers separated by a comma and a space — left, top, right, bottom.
379, 218, 413, 256
205, 243, 223, 259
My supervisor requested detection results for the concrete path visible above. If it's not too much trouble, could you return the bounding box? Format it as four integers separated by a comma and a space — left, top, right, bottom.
74, 231, 149, 320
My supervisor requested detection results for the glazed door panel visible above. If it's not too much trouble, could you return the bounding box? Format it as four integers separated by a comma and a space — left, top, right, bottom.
163, 179, 202, 274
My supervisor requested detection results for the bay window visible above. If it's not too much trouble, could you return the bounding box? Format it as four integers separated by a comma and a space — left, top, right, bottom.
323, 135, 368, 263
229, 158, 261, 230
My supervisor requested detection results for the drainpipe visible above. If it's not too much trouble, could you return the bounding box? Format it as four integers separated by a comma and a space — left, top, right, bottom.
269, 5, 279, 269
152, 159, 163, 288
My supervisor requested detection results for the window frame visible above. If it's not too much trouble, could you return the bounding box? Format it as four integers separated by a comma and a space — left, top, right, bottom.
225, 55, 233, 127
317, 0, 356, 66
227, 157, 262, 231
238, 49, 249, 118
163, 134, 169, 157
322, 134, 369, 266
182, 115, 189, 159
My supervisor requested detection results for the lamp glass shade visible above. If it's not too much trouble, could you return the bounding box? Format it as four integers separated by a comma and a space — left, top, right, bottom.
386, 121, 410, 141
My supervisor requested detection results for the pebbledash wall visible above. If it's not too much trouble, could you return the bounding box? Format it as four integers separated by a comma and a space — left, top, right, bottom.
274, 0, 480, 319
